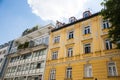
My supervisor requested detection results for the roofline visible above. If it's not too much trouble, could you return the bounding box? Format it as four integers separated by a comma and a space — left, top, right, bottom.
51, 12, 100, 32
15, 23, 54, 41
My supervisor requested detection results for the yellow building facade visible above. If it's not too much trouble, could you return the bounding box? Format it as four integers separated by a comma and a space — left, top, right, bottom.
45, 12, 120, 80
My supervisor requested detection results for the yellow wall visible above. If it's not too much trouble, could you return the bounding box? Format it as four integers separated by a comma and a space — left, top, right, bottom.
44, 15, 120, 80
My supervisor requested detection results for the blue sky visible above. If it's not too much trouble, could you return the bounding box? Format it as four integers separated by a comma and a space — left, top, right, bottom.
0, 0, 49, 45
0, 0, 103, 45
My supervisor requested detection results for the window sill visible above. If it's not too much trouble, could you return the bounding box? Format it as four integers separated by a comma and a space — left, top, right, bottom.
83, 33, 91, 36
83, 77, 94, 79
67, 38, 74, 40
107, 76, 120, 78
102, 28, 110, 30
82, 52, 93, 58
51, 59, 58, 60
65, 56, 74, 58
84, 52, 92, 54
64, 78, 72, 80
53, 42, 59, 44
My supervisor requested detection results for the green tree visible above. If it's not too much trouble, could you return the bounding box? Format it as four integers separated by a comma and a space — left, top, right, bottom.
101, 0, 120, 48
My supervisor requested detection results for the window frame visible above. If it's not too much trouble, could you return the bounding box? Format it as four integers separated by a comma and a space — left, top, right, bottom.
84, 43, 91, 53
67, 48, 73, 57
105, 39, 112, 50
108, 62, 118, 76
84, 64, 93, 78
102, 20, 110, 29
66, 67, 72, 79
54, 36, 60, 43
52, 51, 58, 60
67, 31, 74, 39
84, 26, 91, 34
50, 69, 56, 80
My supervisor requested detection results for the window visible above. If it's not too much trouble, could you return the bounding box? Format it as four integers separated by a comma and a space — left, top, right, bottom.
67, 48, 73, 57
36, 62, 41, 68
45, 36, 49, 44
17, 65, 22, 71
83, 12, 89, 18
83, 11, 91, 18
84, 44, 91, 53
68, 31, 74, 39
0, 58, 3, 63
103, 20, 110, 29
52, 51, 58, 60
39, 49, 45, 56
66, 67, 72, 79
50, 69, 56, 80
25, 63, 30, 70
30, 63, 36, 70
84, 26, 90, 34
54, 36, 60, 43
84, 64, 92, 77
108, 62, 117, 76
3, 50, 6, 54
105, 39, 112, 50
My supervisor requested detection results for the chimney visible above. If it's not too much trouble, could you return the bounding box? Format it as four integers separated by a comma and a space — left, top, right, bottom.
69, 16, 77, 23
83, 11, 92, 18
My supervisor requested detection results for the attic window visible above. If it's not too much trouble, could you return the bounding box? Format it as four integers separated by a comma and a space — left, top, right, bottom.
69, 17, 77, 23
56, 21, 64, 28
83, 11, 91, 18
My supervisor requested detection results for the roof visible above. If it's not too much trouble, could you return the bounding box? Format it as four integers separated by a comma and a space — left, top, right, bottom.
52, 12, 100, 32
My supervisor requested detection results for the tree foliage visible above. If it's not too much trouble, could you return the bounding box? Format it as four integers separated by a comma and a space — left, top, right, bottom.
22, 25, 39, 36
101, 0, 120, 48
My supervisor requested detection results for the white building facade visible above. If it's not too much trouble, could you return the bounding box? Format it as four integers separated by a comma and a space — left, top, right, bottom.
0, 42, 12, 80
3, 24, 54, 80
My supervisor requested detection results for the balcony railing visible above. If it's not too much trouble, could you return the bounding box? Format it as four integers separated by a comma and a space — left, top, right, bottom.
17, 43, 48, 54
10, 47, 18, 53
8, 55, 46, 67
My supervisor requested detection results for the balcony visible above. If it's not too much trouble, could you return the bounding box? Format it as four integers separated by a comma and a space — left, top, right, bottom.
31, 55, 46, 62
29, 68, 44, 75
17, 43, 48, 55
24, 58, 31, 63
10, 47, 18, 53
19, 60, 25, 64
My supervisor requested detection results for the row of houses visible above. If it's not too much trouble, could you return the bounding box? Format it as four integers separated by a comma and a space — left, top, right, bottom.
0, 11, 120, 80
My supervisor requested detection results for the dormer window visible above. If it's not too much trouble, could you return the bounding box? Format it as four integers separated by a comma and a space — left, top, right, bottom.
83, 11, 91, 18
56, 21, 63, 28
69, 17, 77, 23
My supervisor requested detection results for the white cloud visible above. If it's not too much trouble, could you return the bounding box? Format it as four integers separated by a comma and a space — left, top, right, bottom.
27, 0, 103, 22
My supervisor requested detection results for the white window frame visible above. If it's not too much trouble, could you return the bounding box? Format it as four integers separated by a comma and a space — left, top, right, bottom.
84, 44, 91, 53
84, 26, 90, 34
67, 48, 73, 57
102, 20, 110, 29
50, 69, 56, 80
66, 67, 72, 79
54, 36, 60, 43
52, 51, 58, 60
108, 62, 118, 76
68, 31, 74, 39
105, 39, 112, 50
84, 64, 92, 77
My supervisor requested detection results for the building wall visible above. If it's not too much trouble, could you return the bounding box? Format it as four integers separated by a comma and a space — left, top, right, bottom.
3, 24, 54, 80
45, 14, 120, 80
0, 41, 12, 80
